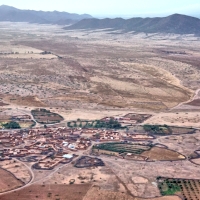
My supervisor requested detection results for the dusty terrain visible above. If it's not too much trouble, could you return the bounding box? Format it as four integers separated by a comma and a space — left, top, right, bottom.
0, 184, 91, 200
0, 23, 199, 127
0, 23, 199, 113
0, 22, 200, 200
0, 160, 32, 184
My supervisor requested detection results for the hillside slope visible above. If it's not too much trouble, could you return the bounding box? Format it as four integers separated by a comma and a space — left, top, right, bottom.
65, 14, 200, 34
0, 5, 92, 25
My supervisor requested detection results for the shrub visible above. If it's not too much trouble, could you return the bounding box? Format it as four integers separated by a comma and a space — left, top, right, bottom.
2, 121, 21, 129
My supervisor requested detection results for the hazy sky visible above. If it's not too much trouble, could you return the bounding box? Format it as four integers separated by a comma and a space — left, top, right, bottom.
0, 0, 200, 17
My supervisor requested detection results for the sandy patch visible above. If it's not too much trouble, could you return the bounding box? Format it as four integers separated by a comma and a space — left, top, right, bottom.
132, 177, 148, 184
144, 112, 200, 128
141, 147, 185, 161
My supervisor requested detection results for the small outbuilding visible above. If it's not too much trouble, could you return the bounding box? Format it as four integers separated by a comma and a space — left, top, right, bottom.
62, 154, 73, 159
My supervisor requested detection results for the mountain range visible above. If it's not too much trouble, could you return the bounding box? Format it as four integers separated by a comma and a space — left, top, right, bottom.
65, 14, 200, 35
0, 5, 200, 35
0, 5, 92, 25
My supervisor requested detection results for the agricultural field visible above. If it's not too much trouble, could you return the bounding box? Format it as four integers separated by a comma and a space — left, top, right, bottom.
0, 120, 35, 129
170, 127, 195, 135
0, 168, 24, 193
74, 156, 105, 168
128, 125, 147, 133
122, 133, 155, 141
143, 124, 196, 135
0, 160, 32, 184
92, 143, 185, 161
31, 108, 64, 124
0, 110, 35, 129
0, 184, 91, 200
143, 125, 172, 135
141, 147, 185, 161
157, 177, 200, 200
93, 142, 151, 155
123, 113, 152, 123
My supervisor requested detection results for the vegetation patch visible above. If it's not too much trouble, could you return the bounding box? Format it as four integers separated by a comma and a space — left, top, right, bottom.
143, 124, 172, 135
2, 121, 21, 129
143, 124, 196, 135
0, 114, 35, 129
157, 177, 200, 200
68, 118, 125, 129
93, 143, 185, 161
93, 142, 152, 155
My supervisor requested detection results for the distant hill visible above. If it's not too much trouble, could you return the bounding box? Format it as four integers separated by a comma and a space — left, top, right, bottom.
65, 14, 200, 35
0, 5, 92, 25
55, 19, 78, 25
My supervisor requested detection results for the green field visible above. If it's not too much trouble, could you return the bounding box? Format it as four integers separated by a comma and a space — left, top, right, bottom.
157, 177, 200, 199
93, 142, 152, 154
143, 124, 172, 135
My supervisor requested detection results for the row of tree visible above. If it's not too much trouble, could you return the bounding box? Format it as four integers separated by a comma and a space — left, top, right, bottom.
68, 119, 124, 129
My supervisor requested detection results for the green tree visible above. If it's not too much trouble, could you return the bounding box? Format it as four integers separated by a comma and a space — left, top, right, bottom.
3, 121, 21, 129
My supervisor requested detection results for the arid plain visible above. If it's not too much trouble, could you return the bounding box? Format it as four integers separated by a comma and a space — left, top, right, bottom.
0, 22, 200, 200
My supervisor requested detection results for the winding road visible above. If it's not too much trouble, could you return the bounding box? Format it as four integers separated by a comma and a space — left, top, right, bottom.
0, 147, 89, 196
171, 88, 200, 110
0, 158, 34, 195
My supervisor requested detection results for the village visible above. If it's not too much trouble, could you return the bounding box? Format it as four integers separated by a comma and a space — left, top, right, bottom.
0, 109, 199, 200
0, 109, 197, 171
0, 125, 144, 170
0, 127, 89, 170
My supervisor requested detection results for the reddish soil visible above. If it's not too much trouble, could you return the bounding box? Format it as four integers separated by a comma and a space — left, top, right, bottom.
4, 95, 45, 107
124, 113, 152, 123
0, 102, 9, 106
84, 186, 181, 200
0, 168, 24, 193
0, 184, 91, 200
